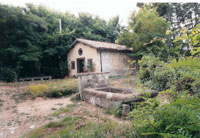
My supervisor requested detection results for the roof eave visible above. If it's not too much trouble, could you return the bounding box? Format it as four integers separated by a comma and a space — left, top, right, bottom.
97, 47, 132, 52
68, 38, 133, 52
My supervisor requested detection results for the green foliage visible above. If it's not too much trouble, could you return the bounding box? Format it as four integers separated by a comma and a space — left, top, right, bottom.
104, 108, 122, 118
85, 62, 96, 73
173, 24, 200, 57
0, 68, 17, 82
137, 55, 176, 90
45, 121, 66, 128
25, 79, 78, 98
151, 64, 176, 90
138, 55, 200, 93
168, 57, 200, 94
0, 4, 122, 81
117, 7, 169, 60
130, 96, 200, 138
150, 3, 200, 51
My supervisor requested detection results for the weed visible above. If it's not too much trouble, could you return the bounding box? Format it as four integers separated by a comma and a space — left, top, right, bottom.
11, 93, 28, 103
52, 103, 77, 117
104, 108, 122, 118
45, 121, 65, 128
12, 109, 18, 113
7, 122, 12, 126
26, 84, 48, 97
25, 79, 78, 98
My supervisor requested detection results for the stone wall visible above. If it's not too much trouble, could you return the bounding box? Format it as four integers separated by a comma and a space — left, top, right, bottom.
97, 50, 130, 76
77, 72, 158, 117
77, 72, 109, 99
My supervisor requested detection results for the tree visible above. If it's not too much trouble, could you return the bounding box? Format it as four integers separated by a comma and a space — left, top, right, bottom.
151, 3, 200, 48
117, 7, 169, 61
0, 3, 123, 81
174, 24, 200, 57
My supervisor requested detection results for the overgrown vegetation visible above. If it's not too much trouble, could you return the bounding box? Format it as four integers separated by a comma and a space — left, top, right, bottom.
132, 6, 200, 135
135, 54, 200, 137
104, 108, 122, 118
137, 55, 176, 90
24, 116, 133, 138
130, 96, 200, 137
25, 79, 78, 98
137, 55, 200, 93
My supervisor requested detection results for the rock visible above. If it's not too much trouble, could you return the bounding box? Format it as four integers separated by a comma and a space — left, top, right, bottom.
122, 104, 130, 118
29, 125, 35, 129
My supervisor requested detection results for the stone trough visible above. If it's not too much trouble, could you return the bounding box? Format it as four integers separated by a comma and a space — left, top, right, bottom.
78, 72, 158, 117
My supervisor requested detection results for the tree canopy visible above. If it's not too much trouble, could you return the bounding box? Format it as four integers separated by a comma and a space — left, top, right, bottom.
117, 7, 170, 61
0, 4, 122, 81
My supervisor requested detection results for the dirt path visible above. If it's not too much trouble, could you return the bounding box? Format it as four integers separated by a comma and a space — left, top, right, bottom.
0, 86, 72, 138
0, 85, 129, 138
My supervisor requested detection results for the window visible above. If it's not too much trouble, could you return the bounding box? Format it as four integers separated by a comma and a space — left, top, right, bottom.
87, 59, 93, 66
71, 61, 75, 69
78, 48, 83, 56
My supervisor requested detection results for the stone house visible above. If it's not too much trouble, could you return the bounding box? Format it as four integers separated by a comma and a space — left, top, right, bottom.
67, 38, 132, 77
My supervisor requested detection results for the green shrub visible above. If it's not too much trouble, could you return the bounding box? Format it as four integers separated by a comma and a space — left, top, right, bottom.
169, 57, 200, 95
104, 108, 122, 118
151, 64, 176, 90
176, 77, 195, 92
137, 55, 176, 90
130, 96, 200, 138
0, 68, 17, 82
137, 55, 163, 83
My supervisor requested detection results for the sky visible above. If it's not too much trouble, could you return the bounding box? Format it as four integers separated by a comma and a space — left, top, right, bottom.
0, 0, 139, 26
0, 0, 199, 26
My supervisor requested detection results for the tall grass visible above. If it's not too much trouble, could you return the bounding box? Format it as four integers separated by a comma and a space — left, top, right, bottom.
25, 79, 78, 98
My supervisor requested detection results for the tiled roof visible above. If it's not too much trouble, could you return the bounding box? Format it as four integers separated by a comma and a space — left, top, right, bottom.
71, 38, 132, 51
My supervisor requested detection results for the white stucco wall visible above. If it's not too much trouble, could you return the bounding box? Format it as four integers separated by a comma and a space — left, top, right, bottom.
67, 43, 99, 76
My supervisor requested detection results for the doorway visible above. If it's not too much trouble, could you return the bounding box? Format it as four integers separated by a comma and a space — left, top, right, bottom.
77, 58, 85, 73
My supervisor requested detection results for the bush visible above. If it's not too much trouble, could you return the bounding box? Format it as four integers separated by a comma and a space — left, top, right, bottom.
176, 77, 195, 92
152, 64, 176, 90
0, 68, 17, 82
137, 55, 163, 83
130, 96, 200, 138
169, 57, 200, 95
137, 55, 176, 90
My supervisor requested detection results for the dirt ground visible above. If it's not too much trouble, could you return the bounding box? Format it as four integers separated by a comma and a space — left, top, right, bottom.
0, 84, 128, 138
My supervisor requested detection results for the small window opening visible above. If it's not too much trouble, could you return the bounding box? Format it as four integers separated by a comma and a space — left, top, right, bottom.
71, 61, 75, 69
